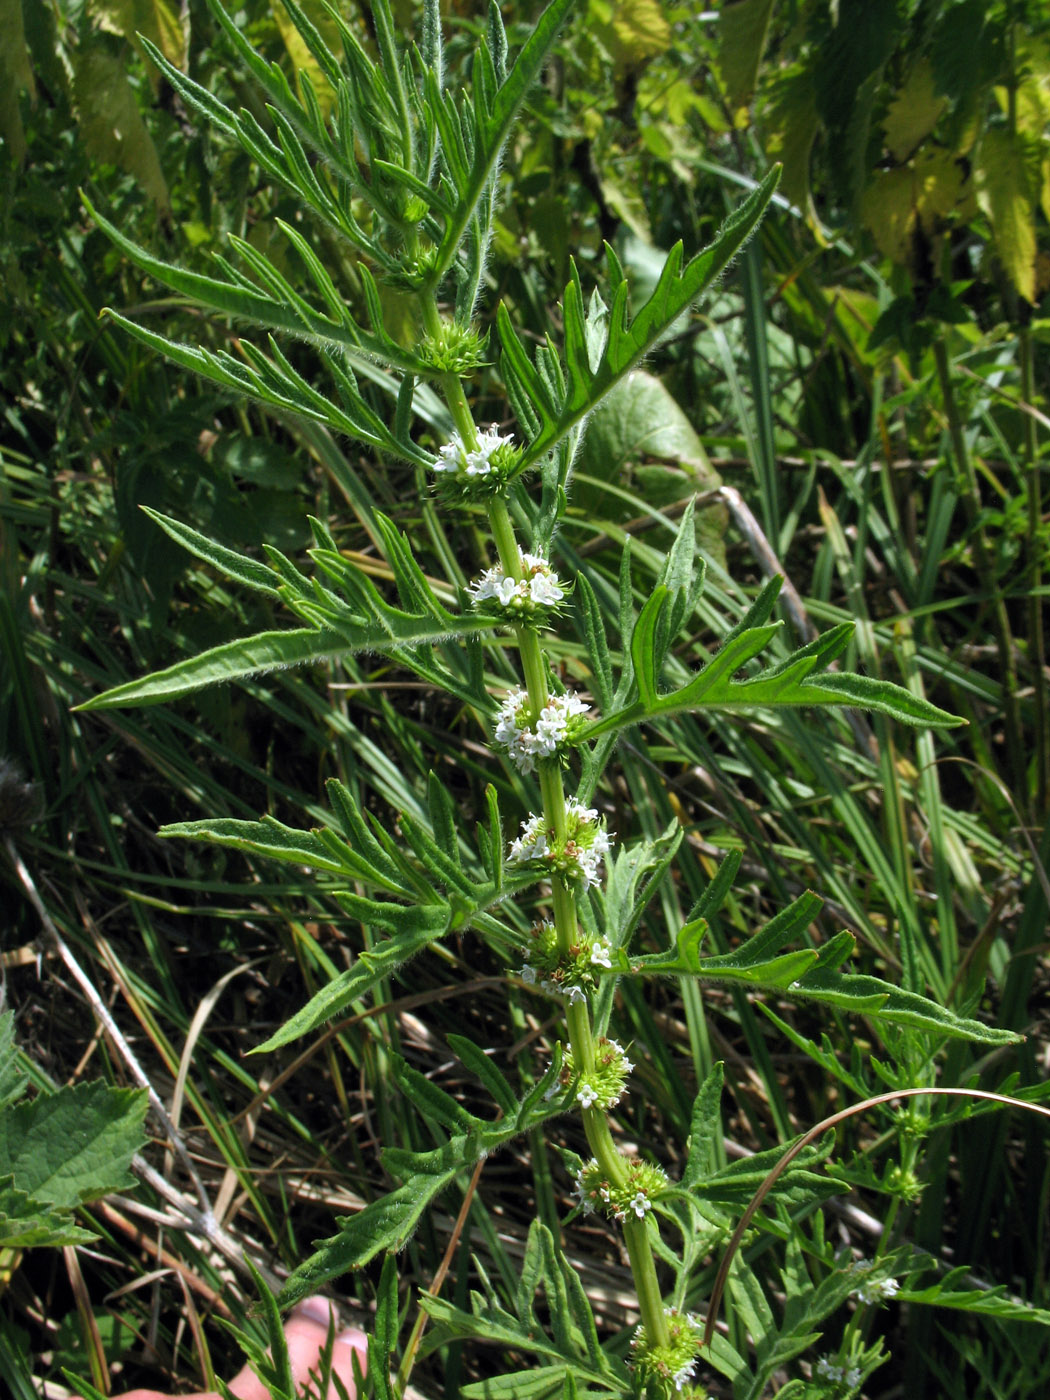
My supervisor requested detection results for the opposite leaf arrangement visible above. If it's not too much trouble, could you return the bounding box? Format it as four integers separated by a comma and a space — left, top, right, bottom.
78, 2, 1027, 1398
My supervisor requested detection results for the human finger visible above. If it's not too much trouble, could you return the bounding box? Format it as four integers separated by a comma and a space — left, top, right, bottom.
224, 1296, 368, 1400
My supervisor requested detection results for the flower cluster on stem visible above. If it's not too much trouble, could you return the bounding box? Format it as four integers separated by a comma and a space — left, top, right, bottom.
494, 688, 590, 773
815, 1356, 863, 1389
430, 425, 521, 498
573, 1154, 667, 1223
849, 1260, 900, 1305
519, 922, 615, 1002
629, 1308, 706, 1397
507, 800, 611, 890
561, 1037, 634, 1111
469, 551, 566, 622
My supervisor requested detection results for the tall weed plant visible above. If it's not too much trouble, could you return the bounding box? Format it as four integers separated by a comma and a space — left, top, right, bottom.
75, 2, 1047, 1396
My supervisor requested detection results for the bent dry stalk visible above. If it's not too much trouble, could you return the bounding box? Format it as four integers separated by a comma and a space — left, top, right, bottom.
74, 1, 1030, 1396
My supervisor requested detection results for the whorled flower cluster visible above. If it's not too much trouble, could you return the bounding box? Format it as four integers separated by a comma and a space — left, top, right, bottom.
430, 425, 520, 497
494, 688, 590, 774
573, 1154, 667, 1224
815, 1356, 862, 1388
629, 1307, 706, 1396
507, 800, 611, 890
849, 1260, 900, 1305
469, 551, 566, 621
562, 1036, 634, 1112
519, 921, 615, 1003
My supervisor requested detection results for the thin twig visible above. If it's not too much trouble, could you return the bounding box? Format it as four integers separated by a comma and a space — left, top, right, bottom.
702, 1085, 1049, 1348
5, 834, 216, 1223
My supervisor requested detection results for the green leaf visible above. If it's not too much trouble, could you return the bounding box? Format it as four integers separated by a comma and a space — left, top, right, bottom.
899, 1268, 1050, 1325
718, 0, 775, 108
505, 166, 780, 471
277, 1170, 459, 1306
790, 944, 1022, 1043
0, 1082, 147, 1209
0, 1179, 96, 1250
428, 0, 576, 285
0, 1015, 27, 1112
682, 1062, 725, 1190
75, 627, 349, 710
580, 588, 963, 742
140, 508, 280, 596
446, 1034, 519, 1117
254, 913, 451, 1053
76, 603, 499, 710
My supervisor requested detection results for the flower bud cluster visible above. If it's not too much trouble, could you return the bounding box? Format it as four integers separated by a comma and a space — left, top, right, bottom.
518, 922, 616, 1003
562, 1037, 634, 1111
629, 1308, 706, 1396
469, 551, 566, 622
573, 1154, 667, 1223
431, 425, 520, 498
494, 688, 590, 774
849, 1260, 900, 1305
419, 320, 488, 376
507, 800, 611, 890
815, 1356, 862, 1389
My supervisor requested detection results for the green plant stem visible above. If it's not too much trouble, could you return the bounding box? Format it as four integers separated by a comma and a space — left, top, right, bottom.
433, 327, 671, 1362
484, 496, 671, 1358
933, 338, 1026, 805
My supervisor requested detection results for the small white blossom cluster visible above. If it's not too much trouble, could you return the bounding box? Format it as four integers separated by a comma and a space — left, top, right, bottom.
507, 800, 611, 890
433, 424, 515, 478
494, 688, 590, 773
850, 1260, 900, 1305
577, 1080, 600, 1109
519, 925, 616, 1004
560, 1036, 634, 1113
629, 1308, 705, 1397
469, 551, 565, 618
520, 959, 587, 1003
672, 1359, 698, 1393
815, 1356, 862, 1387
574, 1154, 667, 1223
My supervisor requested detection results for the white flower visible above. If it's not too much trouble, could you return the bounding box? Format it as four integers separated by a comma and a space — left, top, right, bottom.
850, 1263, 900, 1305
816, 1357, 843, 1381
590, 939, 612, 968
844, 1367, 861, 1387
673, 1360, 697, 1392
507, 802, 611, 891
494, 689, 590, 773
577, 1081, 599, 1109
519, 963, 537, 985
469, 551, 565, 616
434, 434, 467, 473
433, 425, 515, 480
629, 1191, 651, 1218
564, 984, 587, 1004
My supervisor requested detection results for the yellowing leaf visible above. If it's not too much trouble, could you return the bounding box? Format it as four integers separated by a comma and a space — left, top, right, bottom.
861, 151, 968, 269
274, 1, 343, 118
591, 0, 671, 72
975, 127, 1037, 303
72, 43, 169, 209
89, 0, 185, 69
764, 69, 819, 218
861, 167, 916, 265
0, 0, 35, 163
719, 0, 775, 110
883, 58, 945, 161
